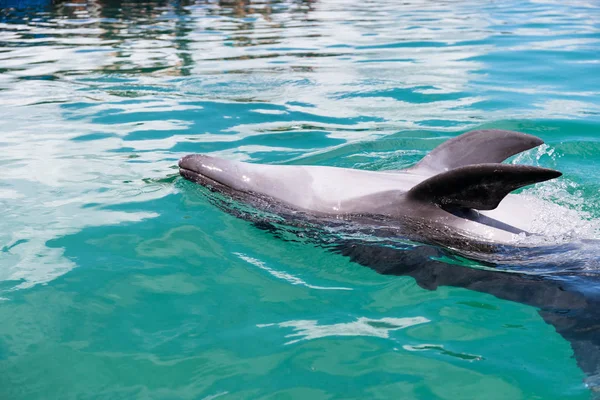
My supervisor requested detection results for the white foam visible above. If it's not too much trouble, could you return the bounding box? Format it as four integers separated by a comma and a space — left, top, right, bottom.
508, 145, 600, 245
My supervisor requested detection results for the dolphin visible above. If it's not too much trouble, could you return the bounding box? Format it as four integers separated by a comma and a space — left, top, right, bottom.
178, 129, 600, 391
178, 129, 562, 249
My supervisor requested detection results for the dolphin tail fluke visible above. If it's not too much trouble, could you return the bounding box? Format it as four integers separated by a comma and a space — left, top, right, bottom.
409, 129, 544, 175
407, 163, 561, 210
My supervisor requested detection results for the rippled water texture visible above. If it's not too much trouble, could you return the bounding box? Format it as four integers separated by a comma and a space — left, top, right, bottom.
1, 0, 600, 399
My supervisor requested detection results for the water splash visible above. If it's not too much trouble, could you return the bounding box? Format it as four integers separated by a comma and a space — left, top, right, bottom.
509, 143, 600, 245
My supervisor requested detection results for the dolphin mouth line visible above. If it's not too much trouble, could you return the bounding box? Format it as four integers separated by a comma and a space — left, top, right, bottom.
179, 166, 221, 187
179, 161, 238, 197
178, 155, 225, 187
179, 166, 201, 178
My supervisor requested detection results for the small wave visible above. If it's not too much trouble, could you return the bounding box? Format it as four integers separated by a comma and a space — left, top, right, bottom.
403, 344, 484, 362
235, 252, 353, 291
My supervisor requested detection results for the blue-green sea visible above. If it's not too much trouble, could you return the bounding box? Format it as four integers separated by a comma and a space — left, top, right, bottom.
1, 0, 600, 399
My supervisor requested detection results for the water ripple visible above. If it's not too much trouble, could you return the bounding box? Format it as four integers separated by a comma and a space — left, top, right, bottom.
235, 252, 353, 290
258, 316, 430, 345
0, 1, 598, 397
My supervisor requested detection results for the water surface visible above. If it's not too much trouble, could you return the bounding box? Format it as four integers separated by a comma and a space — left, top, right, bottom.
1, 0, 600, 398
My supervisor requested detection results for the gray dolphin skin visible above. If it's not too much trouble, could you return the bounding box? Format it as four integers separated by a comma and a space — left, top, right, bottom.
179, 129, 600, 390
179, 129, 561, 248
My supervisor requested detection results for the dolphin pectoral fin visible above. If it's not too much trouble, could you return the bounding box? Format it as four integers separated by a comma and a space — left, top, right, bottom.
406, 163, 561, 210
408, 129, 544, 175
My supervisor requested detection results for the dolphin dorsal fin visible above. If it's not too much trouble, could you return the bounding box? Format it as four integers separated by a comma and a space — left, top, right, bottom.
406, 163, 561, 210
410, 129, 544, 175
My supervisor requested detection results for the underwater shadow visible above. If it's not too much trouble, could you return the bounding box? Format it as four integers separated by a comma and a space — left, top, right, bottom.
327, 238, 600, 390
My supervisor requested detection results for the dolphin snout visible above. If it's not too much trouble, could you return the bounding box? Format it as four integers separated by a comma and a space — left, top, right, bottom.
179, 154, 227, 176
179, 154, 223, 186
179, 154, 243, 189
178, 154, 206, 172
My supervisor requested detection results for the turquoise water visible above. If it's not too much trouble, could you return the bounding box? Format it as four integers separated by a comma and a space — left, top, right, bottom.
1, 0, 600, 398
